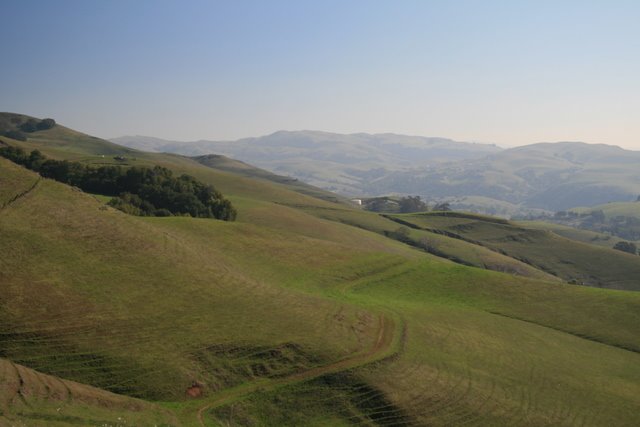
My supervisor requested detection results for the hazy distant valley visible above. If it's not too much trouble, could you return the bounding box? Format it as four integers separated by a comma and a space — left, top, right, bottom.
112, 133, 640, 214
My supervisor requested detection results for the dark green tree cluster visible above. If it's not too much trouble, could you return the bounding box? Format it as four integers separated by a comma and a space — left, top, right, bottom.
0, 146, 236, 221
433, 202, 452, 212
399, 196, 428, 213
613, 241, 638, 255
19, 118, 56, 133
1, 118, 56, 141
2, 130, 27, 141
363, 195, 430, 213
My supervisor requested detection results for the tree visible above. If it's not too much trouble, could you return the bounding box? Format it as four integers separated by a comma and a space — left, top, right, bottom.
37, 118, 56, 130
19, 119, 39, 133
363, 197, 394, 212
390, 226, 411, 242
28, 150, 46, 170
3, 130, 27, 141
399, 196, 428, 213
433, 202, 451, 212
613, 241, 637, 255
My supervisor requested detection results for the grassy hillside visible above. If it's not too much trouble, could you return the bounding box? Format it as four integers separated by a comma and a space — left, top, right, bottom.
0, 358, 177, 426
525, 201, 640, 242
388, 212, 640, 290
571, 201, 640, 218
1, 115, 640, 426
521, 221, 634, 248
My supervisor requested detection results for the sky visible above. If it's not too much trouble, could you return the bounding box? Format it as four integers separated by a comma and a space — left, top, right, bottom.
1, 0, 639, 149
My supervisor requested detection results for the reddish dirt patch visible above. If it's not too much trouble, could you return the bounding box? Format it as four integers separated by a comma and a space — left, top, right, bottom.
186, 382, 204, 398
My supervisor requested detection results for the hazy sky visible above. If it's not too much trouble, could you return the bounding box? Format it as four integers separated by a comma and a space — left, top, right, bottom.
1, 0, 639, 148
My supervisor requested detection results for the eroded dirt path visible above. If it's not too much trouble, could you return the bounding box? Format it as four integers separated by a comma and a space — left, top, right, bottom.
0, 178, 40, 211
194, 312, 399, 426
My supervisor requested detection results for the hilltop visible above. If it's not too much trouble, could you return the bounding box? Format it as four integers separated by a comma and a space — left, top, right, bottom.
2, 113, 640, 426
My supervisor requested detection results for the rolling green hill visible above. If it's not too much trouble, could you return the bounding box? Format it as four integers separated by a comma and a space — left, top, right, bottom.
520, 220, 632, 248
388, 211, 640, 290
571, 201, 640, 218
1, 114, 640, 426
525, 201, 640, 242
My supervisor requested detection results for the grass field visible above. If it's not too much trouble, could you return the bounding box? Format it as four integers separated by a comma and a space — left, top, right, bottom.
1, 117, 640, 426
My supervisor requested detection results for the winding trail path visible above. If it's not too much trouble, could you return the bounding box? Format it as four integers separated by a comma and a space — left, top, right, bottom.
194, 312, 400, 426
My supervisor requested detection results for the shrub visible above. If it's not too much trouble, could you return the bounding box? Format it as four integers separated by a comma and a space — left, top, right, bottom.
3, 130, 27, 141
613, 241, 638, 255
399, 196, 428, 213
19, 119, 39, 133
37, 118, 56, 130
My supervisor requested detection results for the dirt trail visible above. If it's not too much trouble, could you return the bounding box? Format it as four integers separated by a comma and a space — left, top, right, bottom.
195, 312, 398, 426
1, 178, 40, 211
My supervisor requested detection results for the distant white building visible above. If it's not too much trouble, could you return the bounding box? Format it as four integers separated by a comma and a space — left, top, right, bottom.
351, 199, 362, 206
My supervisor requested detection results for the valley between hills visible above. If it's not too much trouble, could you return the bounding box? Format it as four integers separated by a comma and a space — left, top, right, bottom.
1, 113, 639, 426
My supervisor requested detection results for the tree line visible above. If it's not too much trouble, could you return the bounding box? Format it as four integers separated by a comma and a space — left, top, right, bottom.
1, 118, 56, 142
363, 195, 450, 213
0, 146, 236, 221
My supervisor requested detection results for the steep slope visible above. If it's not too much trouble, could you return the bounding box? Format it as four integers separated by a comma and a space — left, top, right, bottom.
0, 358, 176, 426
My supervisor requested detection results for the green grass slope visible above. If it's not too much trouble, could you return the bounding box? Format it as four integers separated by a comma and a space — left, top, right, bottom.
1, 115, 640, 426
521, 221, 632, 248
572, 201, 640, 218
391, 212, 640, 290
194, 153, 352, 205
0, 358, 176, 426
0, 158, 388, 399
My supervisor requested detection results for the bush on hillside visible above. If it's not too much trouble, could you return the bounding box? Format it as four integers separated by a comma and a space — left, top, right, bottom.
3, 130, 27, 141
19, 118, 56, 133
0, 146, 237, 221
20, 119, 39, 132
37, 118, 56, 130
399, 195, 428, 213
390, 226, 411, 243
613, 241, 637, 255
433, 202, 452, 212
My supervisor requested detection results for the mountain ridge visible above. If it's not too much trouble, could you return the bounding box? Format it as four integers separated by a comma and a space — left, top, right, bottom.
112, 132, 640, 212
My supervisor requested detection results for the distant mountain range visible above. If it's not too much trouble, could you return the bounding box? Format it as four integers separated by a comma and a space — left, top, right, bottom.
111, 132, 640, 213
110, 132, 500, 194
